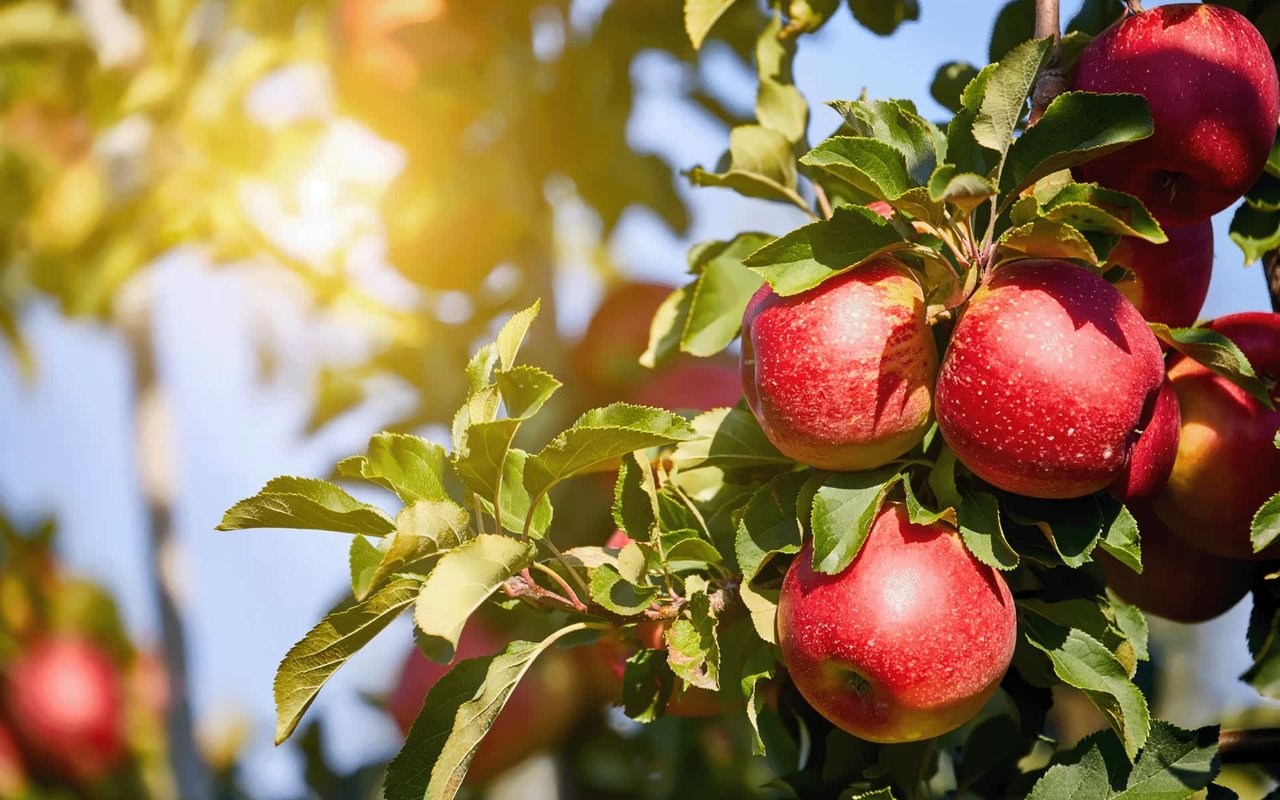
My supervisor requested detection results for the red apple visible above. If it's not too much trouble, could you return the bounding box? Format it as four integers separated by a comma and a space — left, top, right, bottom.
388, 620, 580, 782
1072, 4, 1280, 226
3, 636, 125, 783
628, 360, 742, 412
1108, 377, 1181, 502
0, 722, 26, 797
935, 260, 1165, 499
778, 503, 1016, 743
573, 282, 674, 394
1153, 312, 1280, 560
1109, 221, 1214, 329
741, 258, 938, 471
1098, 503, 1251, 623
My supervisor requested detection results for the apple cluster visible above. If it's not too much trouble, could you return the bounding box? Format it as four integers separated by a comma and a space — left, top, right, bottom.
741, 3, 1280, 743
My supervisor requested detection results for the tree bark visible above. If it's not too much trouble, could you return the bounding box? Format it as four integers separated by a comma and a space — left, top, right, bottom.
1219, 727, 1280, 766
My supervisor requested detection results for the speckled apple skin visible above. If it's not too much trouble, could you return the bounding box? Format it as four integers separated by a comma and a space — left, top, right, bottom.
1110, 221, 1214, 329
936, 260, 1165, 499
1073, 4, 1280, 227
777, 504, 1016, 743
1154, 312, 1280, 560
1098, 501, 1251, 623
1109, 377, 1181, 502
740, 258, 938, 471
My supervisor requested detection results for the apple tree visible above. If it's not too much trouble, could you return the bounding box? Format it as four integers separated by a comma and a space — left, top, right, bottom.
216, 1, 1280, 798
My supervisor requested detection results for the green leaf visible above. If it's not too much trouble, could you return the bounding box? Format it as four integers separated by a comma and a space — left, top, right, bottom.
337, 433, 449, 506
957, 490, 1019, 570
590, 563, 659, 615
667, 576, 720, 690
847, 0, 918, 36
1148, 324, 1275, 409
1242, 600, 1280, 698
674, 407, 790, 471
495, 301, 540, 372
681, 233, 771, 357
1253, 492, 1280, 555
901, 476, 955, 528
622, 648, 675, 722
1027, 721, 1219, 800
524, 404, 698, 499
1110, 597, 1150, 665
996, 219, 1098, 266
1005, 494, 1104, 568
383, 625, 589, 800
928, 447, 962, 510
349, 535, 382, 598
800, 136, 914, 201
736, 472, 809, 643
988, 0, 1035, 62
742, 205, 907, 296
357, 501, 472, 601
1000, 92, 1155, 198
809, 469, 901, 575
741, 645, 775, 755
640, 285, 690, 370
274, 578, 420, 744
1041, 183, 1167, 244
614, 451, 660, 542
217, 476, 396, 536
452, 419, 521, 506
1021, 597, 1141, 677
947, 63, 998, 176
927, 164, 995, 211
756, 13, 808, 143
688, 125, 803, 207
827, 99, 945, 186
412, 535, 537, 662
1228, 202, 1280, 264
685, 0, 740, 50
475, 449, 553, 538
973, 37, 1054, 162
930, 61, 980, 114
495, 365, 561, 419
1097, 496, 1142, 574
1022, 614, 1150, 759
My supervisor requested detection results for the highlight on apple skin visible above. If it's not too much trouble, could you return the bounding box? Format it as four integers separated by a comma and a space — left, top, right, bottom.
935, 260, 1166, 499
777, 503, 1017, 743
1153, 311, 1280, 560
1098, 502, 1252, 624
1072, 4, 1280, 226
1109, 221, 1214, 330
741, 257, 938, 472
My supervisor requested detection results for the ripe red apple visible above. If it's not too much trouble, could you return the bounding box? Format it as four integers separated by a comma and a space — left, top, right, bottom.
1152, 312, 1280, 560
935, 260, 1165, 499
1098, 503, 1251, 623
1108, 377, 1181, 502
741, 258, 938, 471
778, 503, 1016, 743
1109, 221, 1214, 329
1072, 4, 1280, 226
628, 360, 742, 412
2, 636, 125, 783
388, 620, 581, 782
573, 282, 675, 395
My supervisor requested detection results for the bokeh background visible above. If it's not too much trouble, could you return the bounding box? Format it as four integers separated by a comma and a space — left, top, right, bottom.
0, 0, 1276, 797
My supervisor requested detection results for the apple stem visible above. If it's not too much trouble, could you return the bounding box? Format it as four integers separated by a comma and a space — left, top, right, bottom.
813, 181, 834, 220
1125, 0, 1144, 15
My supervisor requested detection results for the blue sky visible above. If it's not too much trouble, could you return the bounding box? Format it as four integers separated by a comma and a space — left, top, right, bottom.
0, 1, 1274, 796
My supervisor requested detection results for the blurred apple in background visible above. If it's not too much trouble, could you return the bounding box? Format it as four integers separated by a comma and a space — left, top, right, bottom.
0, 722, 27, 797
3, 635, 126, 784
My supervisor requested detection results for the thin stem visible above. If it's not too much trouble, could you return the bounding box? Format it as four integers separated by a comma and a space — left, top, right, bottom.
1125, 0, 1144, 14
1034, 0, 1060, 41
531, 562, 587, 611
539, 535, 592, 600
472, 494, 488, 536
813, 182, 834, 220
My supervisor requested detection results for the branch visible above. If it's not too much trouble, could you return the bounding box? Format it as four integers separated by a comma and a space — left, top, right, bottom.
1029, 0, 1066, 125
1219, 728, 1280, 766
